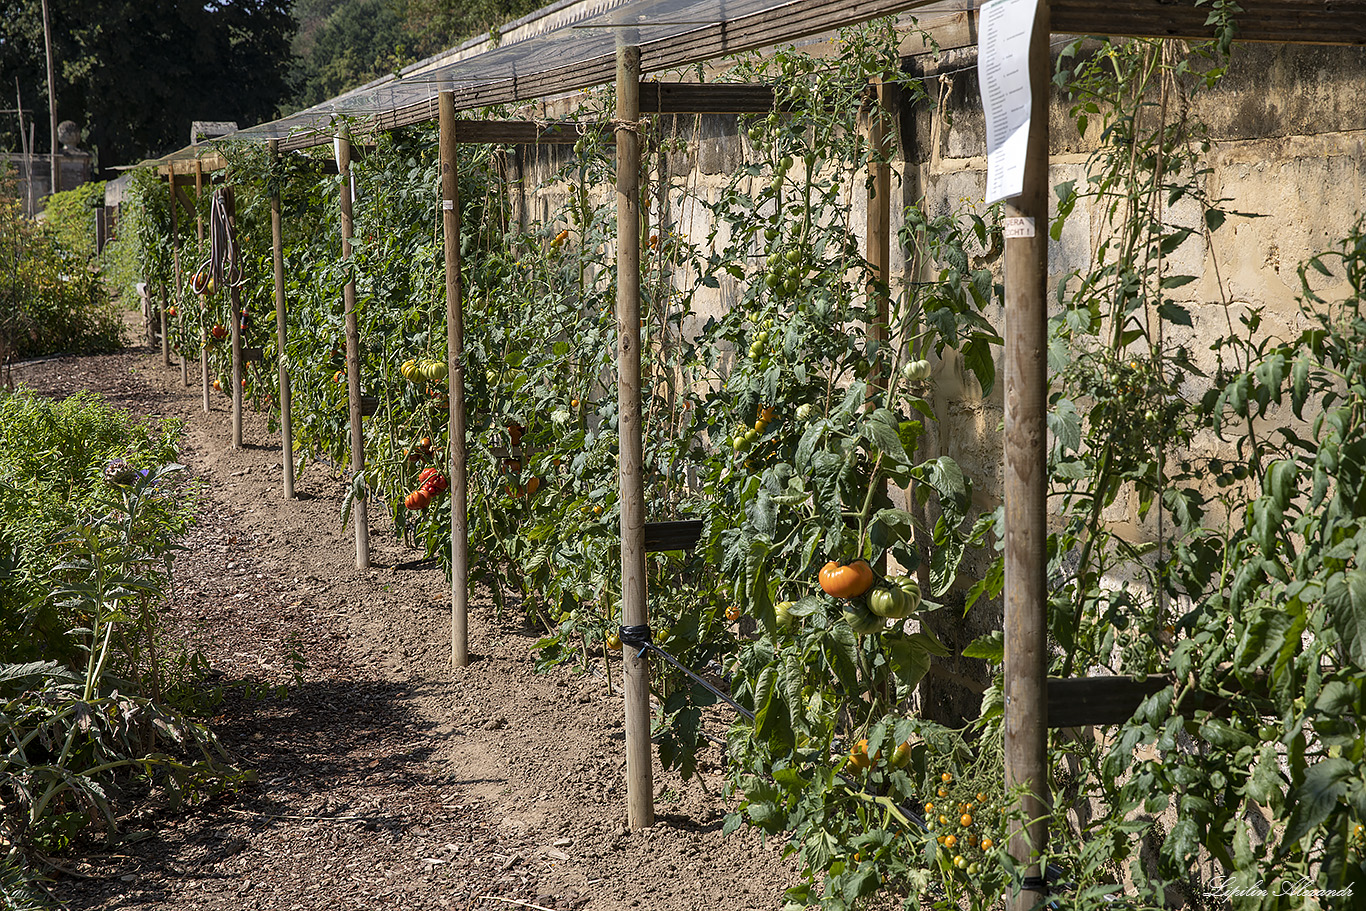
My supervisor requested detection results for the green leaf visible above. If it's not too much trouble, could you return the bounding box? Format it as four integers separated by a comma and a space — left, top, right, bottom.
860, 409, 908, 465
962, 337, 996, 397
906, 629, 951, 657
886, 637, 932, 692
1324, 569, 1366, 667
1285, 757, 1353, 844
842, 866, 880, 903
1156, 301, 1193, 326
1047, 398, 1081, 455
962, 630, 1004, 662
1292, 355, 1311, 419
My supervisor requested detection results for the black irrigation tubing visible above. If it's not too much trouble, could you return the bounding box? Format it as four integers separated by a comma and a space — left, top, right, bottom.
619, 622, 1067, 900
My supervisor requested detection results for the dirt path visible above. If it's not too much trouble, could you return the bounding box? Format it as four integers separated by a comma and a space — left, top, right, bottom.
15, 342, 795, 911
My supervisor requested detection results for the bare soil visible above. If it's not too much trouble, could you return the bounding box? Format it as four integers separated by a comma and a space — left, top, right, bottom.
13, 338, 797, 911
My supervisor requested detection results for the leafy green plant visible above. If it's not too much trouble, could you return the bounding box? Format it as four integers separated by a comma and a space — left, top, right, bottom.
0, 176, 121, 360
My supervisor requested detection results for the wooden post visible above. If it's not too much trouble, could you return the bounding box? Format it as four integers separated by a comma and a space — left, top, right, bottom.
195, 161, 205, 245
865, 78, 891, 396
1003, 1, 1051, 908
615, 44, 654, 831
439, 94, 469, 668
225, 187, 243, 450
159, 285, 171, 366
270, 140, 295, 500
164, 172, 177, 369
337, 131, 370, 569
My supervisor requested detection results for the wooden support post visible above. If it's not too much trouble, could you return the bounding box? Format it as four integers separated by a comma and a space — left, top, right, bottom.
615, 44, 654, 832
1003, 1, 1051, 908
270, 140, 295, 500
225, 187, 243, 450
201, 342, 211, 412
195, 162, 205, 245
439, 94, 470, 669
865, 78, 892, 397
159, 285, 171, 367
337, 131, 370, 569
164, 172, 177, 369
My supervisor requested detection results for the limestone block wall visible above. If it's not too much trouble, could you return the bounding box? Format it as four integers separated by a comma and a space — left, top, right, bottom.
503, 34, 1366, 718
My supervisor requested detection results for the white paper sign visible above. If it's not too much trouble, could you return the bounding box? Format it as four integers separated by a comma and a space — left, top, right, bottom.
1004, 216, 1035, 238
979, 0, 1038, 203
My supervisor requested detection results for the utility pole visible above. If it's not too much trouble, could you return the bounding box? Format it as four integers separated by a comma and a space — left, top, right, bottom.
40, 0, 57, 195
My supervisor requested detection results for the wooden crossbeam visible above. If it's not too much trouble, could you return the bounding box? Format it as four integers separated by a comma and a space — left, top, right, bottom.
643, 519, 705, 552
640, 82, 776, 113
1046, 672, 1275, 727
1047, 675, 1172, 728
1053, 0, 1366, 45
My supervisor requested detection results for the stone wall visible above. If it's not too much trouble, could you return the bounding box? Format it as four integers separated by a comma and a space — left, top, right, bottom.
504, 32, 1366, 719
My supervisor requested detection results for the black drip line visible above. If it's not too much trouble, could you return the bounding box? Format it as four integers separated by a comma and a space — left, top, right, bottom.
619, 624, 754, 722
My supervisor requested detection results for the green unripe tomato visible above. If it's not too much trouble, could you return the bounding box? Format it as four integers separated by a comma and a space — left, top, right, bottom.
783, 278, 799, 294
902, 359, 932, 382
765, 272, 782, 290
868, 586, 909, 619
784, 248, 802, 264
894, 576, 922, 612
764, 227, 779, 241
743, 428, 758, 444
774, 600, 794, 629
842, 603, 884, 636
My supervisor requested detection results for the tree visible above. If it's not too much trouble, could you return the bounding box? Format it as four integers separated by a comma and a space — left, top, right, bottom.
0, 0, 295, 172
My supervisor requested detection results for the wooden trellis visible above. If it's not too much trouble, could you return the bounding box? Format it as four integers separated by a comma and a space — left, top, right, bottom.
148, 0, 1366, 879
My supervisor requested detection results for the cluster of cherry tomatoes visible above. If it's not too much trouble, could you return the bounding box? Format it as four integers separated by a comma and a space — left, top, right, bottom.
404, 466, 448, 510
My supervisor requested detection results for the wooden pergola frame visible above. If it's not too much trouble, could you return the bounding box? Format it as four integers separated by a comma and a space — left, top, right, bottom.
151, 0, 1366, 900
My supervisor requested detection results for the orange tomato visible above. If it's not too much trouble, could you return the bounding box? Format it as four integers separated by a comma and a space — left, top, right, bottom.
848, 739, 877, 771
818, 560, 874, 599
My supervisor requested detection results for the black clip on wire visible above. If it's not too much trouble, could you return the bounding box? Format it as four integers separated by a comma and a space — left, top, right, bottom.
619, 624, 653, 658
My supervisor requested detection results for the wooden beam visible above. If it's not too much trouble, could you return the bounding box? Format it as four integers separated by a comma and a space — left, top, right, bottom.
643, 520, 704, 552
616, 44, 654, 833
639, 82, 776, 113
1047, 675, 1171, 727
440, 92, 470, 670
1053, 0, 1366, 45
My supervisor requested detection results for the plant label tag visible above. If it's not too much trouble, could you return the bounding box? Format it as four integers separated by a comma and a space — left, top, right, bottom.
1004, 217, 1035, 238
442, 200, 455, 210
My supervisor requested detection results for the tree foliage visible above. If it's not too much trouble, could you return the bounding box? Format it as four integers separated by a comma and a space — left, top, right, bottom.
0, 0, 294, 170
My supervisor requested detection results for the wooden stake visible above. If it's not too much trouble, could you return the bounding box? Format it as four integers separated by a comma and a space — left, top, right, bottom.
439, 94, 470, 669
195, 161, 205, 245
225, 187, 243, 450
270, 140, 295, 500
1003, 1, 1051, 907
337, 131, 370, 569
159, 286, 170, 367
615, 44, 654, 831
164, 172, 177, 370
865, 78, 891, 397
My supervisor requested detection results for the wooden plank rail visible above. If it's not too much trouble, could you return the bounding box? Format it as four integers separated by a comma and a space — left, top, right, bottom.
1047, 675, 1172, 728
1046, 672, 1275, 727
643, 519, 705, 552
